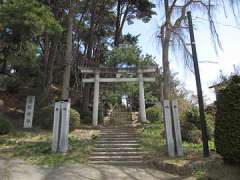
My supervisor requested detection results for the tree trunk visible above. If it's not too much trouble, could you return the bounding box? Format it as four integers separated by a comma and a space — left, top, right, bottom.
162, 35, 171, 100
46, 38, 58, 89
162, 0, 171, 100
43, 31, 50, 87
86, 0, 97, 64
82, 0, 97, 113
61, 1, 73, 100
114, 0, 121, 47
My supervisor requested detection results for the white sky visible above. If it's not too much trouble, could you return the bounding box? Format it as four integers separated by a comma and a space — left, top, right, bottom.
123, 3, 240, 104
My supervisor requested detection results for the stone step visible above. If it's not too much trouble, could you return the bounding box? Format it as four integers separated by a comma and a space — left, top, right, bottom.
94, 147, 143, 152
98, 139, 138, 142
99, 132, 138, 135
100, 130, 136, 133
100, 128, 136, 131
99, 137, 138, 140
99, 135, 138, 138
96, 143, 140, 148
100, 130, 137, 133
89, 160, 143, 166
99, 132, 137, 135
89, 156, 143, 161
92, 152, 143, 156
96, 140, 139, 144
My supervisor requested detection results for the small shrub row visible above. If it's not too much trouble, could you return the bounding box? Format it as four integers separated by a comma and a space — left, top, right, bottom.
146, 106, 162, 122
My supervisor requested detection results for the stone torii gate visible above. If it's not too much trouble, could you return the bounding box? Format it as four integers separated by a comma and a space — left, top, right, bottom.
79, 67, 157, 126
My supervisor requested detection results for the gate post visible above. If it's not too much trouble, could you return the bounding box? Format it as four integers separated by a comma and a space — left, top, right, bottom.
163, 100, 175, 157
52, 101, 70, 153
138, 72, 147, 122
172, 100, 183, 156
93, 71, 100, 126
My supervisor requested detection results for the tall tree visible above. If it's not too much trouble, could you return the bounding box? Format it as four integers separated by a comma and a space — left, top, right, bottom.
114, 0, 156, 46
61, 0, 73, 100
158, 0, 222, 100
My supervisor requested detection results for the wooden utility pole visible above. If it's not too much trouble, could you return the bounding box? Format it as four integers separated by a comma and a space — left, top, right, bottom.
187, 11, 209, 157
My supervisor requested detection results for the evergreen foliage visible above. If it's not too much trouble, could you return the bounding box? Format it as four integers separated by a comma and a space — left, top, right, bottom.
181, 107, 214, 143
36, 106, 80, 130
215, 75, 240, 163
0, 114, 11, 135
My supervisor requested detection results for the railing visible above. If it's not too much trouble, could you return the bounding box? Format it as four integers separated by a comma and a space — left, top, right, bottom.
103, 103, 118, 125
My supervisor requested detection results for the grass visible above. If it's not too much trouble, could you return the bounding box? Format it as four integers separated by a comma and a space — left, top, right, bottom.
139, 121, 166, 158
139, 121, 240, 179
139, 121, 215, 159
139, 120, 217, 178
0, 129, 98, 167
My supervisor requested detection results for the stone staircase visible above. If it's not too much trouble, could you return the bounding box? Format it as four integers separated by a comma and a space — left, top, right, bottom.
89, 108, 144, 166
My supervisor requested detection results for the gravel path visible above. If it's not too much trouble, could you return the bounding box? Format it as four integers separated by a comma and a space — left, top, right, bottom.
0, 158, 195, 180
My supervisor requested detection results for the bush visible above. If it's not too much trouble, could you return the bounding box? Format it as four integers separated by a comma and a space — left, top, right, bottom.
215, 75, 240, 163
69, 108, 81, 129
0, 115, 11, 135
146, 106, 162, 122
205, 114, 214, 140
183, 107, 214, 140
36, 106, 80, 130
181, 121, 202, 144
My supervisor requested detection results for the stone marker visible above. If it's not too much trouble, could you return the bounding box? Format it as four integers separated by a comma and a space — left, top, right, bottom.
52, 101, 70, 153
163, 100, 175, 157
172, 100, 183, 156
23, 96, 35, 128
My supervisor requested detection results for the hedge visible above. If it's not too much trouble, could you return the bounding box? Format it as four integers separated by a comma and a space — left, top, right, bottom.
215, 75, 240, 163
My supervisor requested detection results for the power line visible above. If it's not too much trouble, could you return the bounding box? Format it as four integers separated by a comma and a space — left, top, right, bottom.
193, 16, 240, 30
199, 61, 219, 64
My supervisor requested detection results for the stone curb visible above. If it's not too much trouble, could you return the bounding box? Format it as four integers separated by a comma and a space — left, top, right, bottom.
146, 159, 206, 176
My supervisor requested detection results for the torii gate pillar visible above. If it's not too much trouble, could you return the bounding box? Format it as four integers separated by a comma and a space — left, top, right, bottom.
92, 72, 100, 126
138, 72, 147, 123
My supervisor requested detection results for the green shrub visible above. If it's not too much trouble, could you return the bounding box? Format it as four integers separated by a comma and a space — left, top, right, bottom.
181, 121, 202, 144
183, 107, 214, 140
205, 114, 214, 140
36, 106, 80, 130
70, 108, 81, 129
0, 115, 11, 134
215, 75, 240, 163
146, 106, 161, 122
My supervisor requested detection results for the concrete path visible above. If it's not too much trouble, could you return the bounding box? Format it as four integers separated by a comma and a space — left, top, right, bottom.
0, 158, 194, 180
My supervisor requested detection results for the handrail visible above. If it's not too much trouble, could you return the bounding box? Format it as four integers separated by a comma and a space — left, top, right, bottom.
109, 103, 118, 121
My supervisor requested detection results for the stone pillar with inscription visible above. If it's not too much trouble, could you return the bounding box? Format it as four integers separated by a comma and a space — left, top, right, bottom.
172, 100, 183, 156
163, 100, 175, 157
52, 101, 70, 153
24, 96, 35, 128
